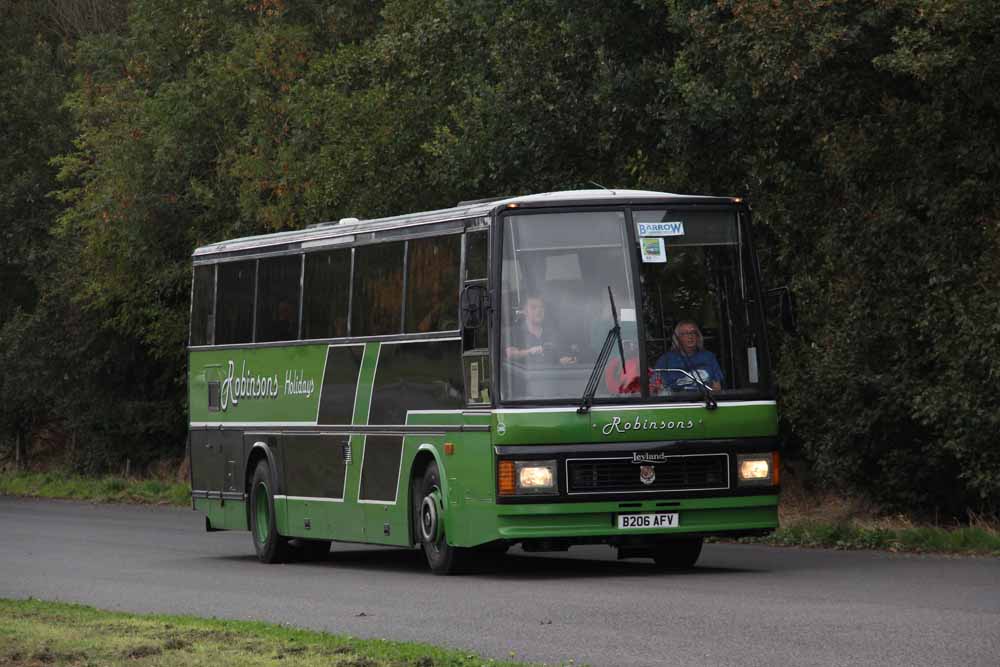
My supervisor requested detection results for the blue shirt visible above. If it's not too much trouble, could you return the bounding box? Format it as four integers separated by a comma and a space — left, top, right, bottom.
653, 350, 724, 391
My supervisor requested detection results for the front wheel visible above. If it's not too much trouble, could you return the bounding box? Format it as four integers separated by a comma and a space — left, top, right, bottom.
413, 461, 470, 575
651, 537, 703, 570
249, 459, 291, 563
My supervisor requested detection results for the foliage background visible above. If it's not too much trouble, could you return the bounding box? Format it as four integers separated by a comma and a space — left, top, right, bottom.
1, 0, 997, 515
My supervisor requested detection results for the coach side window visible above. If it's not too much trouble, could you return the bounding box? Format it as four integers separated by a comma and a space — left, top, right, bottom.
465, 230, 487, 282
215, 260, 256, 345
352, 242, 404, 336
190, 264, 215, 346
255, 255, 302, 342
462, 230, 490, 403
463, 229, 489, 350
302, 248, 350, 339
405, 235, 460, 333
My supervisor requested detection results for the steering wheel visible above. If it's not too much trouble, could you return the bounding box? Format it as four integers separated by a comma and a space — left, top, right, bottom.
605, 356, 640, 394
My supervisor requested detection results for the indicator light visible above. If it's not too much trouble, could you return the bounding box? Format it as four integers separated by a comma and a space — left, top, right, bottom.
498, 460, 516, 495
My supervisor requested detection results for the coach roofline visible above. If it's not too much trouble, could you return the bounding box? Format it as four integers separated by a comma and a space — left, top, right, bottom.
190, 189, 737, 260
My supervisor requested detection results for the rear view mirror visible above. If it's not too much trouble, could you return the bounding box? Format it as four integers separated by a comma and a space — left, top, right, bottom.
460, 284, 489, 329
766, 286, 797, 333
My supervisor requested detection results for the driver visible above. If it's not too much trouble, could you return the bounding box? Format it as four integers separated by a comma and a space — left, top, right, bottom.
653, 320, 723, 392
505, 294, 577, 365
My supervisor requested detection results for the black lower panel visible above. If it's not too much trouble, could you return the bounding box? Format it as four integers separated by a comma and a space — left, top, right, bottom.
191, 430, 243, 493
282, 434, 349, 499
317, 344, 364, 425
358, 435, 403, 502
190, 431, 224, 492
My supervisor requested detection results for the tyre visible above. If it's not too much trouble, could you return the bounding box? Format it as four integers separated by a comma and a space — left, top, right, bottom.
413, 461, 470, 575
651, 537, 704, 570
249, 459, 291, 563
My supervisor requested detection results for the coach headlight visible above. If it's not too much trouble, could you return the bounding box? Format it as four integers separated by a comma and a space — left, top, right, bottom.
517, 461, 556, 491
499, 460, 558, 495
737, 453, 779, 486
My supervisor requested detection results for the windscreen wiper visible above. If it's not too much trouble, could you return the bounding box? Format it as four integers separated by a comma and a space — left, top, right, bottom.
577, 287, 626, 414
652, 367, 718, 410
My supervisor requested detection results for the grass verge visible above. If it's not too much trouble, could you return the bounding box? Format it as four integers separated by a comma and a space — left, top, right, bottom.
732, 476, 1000, 556
0, 471, 189, 506
738, 521, 1000, 556
0, 598, 545, 667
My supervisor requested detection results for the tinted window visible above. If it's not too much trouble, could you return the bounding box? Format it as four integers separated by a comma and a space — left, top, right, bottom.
405, 235, 460, 333
317, 344, 364, 425
255, 255, 301, 342
463, 231, 490, 350
190, 264, 215, 346
463, 351, 491, 404
302, 249, 350, 339
351, 242, 404, 336
369, 340, 464, 424
216, 261, 256, 345
465, 230, 488, 281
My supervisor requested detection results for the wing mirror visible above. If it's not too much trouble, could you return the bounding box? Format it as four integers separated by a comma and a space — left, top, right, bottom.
460, 284, 490, 329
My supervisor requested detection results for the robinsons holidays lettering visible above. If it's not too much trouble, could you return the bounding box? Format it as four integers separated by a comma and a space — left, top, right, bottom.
220, 360, 315, 411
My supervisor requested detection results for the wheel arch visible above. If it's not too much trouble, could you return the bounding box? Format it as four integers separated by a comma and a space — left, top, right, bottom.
245, 441, 281, 531
408, 444, 447, 545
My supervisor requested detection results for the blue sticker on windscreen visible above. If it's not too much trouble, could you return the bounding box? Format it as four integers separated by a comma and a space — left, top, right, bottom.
636, 221, 685, 237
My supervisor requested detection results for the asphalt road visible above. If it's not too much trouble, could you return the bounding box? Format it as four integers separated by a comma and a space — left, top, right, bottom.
2, 497, 999, 666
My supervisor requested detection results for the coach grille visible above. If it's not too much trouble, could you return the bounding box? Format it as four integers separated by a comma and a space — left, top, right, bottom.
566, 454, 729, 494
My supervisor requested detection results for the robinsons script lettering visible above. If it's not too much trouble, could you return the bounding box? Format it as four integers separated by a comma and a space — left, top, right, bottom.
602, 415, 695, 436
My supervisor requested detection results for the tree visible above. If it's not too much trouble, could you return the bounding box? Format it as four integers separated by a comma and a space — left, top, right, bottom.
654, 0, 1000, 512
5, 0, 996, 511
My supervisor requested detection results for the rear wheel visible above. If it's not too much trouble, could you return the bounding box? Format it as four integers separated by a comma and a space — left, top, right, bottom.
249, 459, 291, 563
413, 461, 470, 575
651, 538, 703, 570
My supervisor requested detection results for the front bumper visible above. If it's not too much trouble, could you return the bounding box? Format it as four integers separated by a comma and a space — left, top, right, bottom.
494, 494, 778, 541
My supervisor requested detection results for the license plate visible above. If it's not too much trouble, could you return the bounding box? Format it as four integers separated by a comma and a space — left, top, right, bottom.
617, 513, 679, 530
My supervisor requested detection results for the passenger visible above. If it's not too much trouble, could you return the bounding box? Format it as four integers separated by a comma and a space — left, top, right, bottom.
505, 294, 577, 365
653, 320, 723, 391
